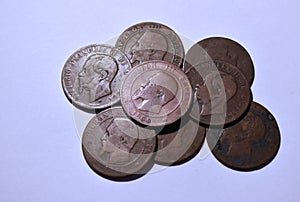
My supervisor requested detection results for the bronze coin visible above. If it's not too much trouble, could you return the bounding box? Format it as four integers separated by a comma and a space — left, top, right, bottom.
81, 107, 156, 180
115, 22, 184, 68
154, 117, 206, 166
184, 60, 252, 126
61, 44, 131, 111
185, 37, 254, 85
206, 102, 281, 171
120, 60, 193, 126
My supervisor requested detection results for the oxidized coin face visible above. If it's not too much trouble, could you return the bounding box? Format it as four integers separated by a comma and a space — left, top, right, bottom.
82, 107, 156, 180
61, 44, 131, 110
185, 60, 252, 126
115, 22, 184, 68
184, 37, 255, 86
121, 60, 193, 126
206, 102, 281, 171
155, 117, 206, 166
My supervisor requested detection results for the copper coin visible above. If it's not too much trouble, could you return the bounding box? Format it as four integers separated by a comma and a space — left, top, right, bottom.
155, 117, 206, 166
82, 107, 156, 180
206, 102, 281, 171
185, 37, 254, 85
61, 44, 131, 111
115, 22, 184, 68
184, 60, 252, 126
120, 60, 193, 126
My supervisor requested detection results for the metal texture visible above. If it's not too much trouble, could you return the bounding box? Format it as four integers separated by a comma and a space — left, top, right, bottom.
185, 37, 254, 85
185, 60, 252, 126
61, 44, 131, 110
82, 107, 156, 180
121, 60, 193, 126
155, 117, 206, 166
116, 22, 184, 68
207, 102, 281, 171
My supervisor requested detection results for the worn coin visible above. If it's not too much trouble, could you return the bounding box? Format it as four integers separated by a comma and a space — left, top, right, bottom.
81, 106, 156, 180
115, 22, 184, 68
184, 60, 252, 126
184, 37, 254, 85
155, 117, 206, 166
121, 60, 193, 126
61, 44, 131, 111
206, 102, 281, 171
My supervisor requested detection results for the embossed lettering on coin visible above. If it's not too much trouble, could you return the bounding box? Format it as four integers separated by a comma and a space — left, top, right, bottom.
185, 60, 252, 125
121, 61, 193, 126
116, 22, 184, 68
185, 37, 255, 85
61, 44, 131, 110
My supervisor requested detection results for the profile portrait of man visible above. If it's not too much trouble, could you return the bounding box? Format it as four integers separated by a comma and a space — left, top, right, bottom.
130, 30, 168, 65
99, 118, 138, 164
222, 113, 266, 162
194, 71, 237, 116
77, 54, 118, 103
132, 71, 178, 114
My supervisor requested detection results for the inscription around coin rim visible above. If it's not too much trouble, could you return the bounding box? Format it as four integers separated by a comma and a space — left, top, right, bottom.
61, 44, 131, 110
121, 60, 193, 126
115, 22, 184, 67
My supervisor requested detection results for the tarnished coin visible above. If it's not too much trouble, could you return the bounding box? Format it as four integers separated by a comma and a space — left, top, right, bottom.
61, 44, 131, 111
121, 60, 193, 126
184, 37, 254, 85
185, 60, 252, 126
155, 117, 206, 166
82, 107, 156, 180
115, 22, 184, 68
206, 102, 281, 171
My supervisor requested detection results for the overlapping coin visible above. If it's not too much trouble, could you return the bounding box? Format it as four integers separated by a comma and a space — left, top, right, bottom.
120, 60, 193, 126
206, 102, 281, 171
155, 116, 206, 166
61, 44, 131, 110
115, 22, 185, 68
185, 37, 255, 86
61, 24, 281, 179
82, 107, 156, 180
184, 59, 252, 126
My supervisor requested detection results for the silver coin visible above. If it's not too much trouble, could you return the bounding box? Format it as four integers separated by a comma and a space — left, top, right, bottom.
61, 44, 131, 110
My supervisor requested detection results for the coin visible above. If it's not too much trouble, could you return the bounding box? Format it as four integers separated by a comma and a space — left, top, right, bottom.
82, 107, 156, 180
154, 117, 206, 166
184, 37, 254, 86
115, 22, 184, 68
120, 60, 193, 126
206, 102, 281, 171
184, 60, 252, 126
61, 44, 131, 111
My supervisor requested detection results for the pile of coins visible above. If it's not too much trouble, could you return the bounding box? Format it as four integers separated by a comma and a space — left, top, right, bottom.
61, 22, 280, 181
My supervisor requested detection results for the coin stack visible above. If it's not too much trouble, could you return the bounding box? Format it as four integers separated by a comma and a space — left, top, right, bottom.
61, 22, 280, 181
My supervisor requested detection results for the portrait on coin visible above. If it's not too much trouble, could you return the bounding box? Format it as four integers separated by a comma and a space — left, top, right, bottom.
77, 54, 118, 103
219, 112, 266, 163
194, 71, 237, 115
99, 119, 138, 164
131, 71, 178, 114
130, 30, 168, 64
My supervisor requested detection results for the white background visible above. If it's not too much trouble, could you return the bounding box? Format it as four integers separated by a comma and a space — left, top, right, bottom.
0, 0, 299, 201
